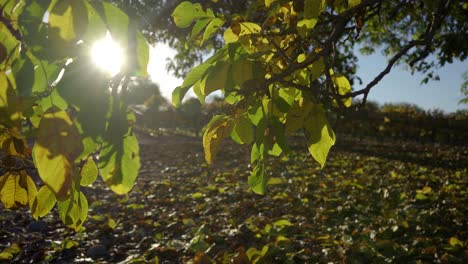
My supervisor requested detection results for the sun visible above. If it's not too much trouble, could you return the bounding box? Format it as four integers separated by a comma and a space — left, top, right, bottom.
91, 33, 124, 76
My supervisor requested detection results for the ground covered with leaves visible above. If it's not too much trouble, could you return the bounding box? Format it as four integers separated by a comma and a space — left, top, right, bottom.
1, 135, 467, 263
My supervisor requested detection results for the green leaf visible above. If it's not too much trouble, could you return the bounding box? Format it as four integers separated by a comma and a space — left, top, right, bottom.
273, 219, 292, 229
202, 18, 224, 45
13, 56, 35, 97
99, 1, 129, 45
202, 63, 229, 95
285, 98, 313, 135
57, 59, 110, 139
331, 73, 352, 107
182, 63, 212, 89
49, 0, 88, 41
191, 18, 212, 40
98, 103, 140, 194
135, 32, 150, 77
57, 190, 88, 231
305, 105, 335, 167
33, 111, 83, 199
172, 2, 206, 28
0, 24, 20, 68
304, 0, 326, 19
248, 165, 267, 195
0, 243, 20, 260
31, 185, 57, 219
80, 157, 98, 186
231, 60, 254, 86
231, 115, 254, 144
82, 1, 107, 43
172, 86, 191, 108
348, 0, 361, 8
310, 58, 324, 80
250, 143, 262, 163
265, 0, 276, 7
248, 103, 263, 126
203, 115, 233, 164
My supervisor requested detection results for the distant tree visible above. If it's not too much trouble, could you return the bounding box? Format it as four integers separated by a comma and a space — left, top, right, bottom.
179, 98, 204, 136
459, 71, 468, 104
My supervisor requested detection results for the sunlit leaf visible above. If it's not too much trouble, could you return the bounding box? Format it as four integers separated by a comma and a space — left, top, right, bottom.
49, 0, 88, 41
202, 18, 224, 44
231, 60, 254, 86
348, 0, 362, 8
98, 103, 140, 194
80, 157, 98, 186
202, 63, 229, 95
304, 0, 326, 19
172, 2, 206, 28
248, 165, 267, 194
191, 18, 212, 40
0, 171, 35, 209
57, 190, 88, 231
33, 111, 83, 199
31, 185, 57, 219
331, 73, 352, 107
203, 115, 233, 164
231, 115, 254, 144
305, 105, 335, 167
224, 22, 261, 43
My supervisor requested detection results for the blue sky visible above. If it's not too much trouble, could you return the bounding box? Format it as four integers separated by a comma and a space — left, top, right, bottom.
356, 51, 467, 113
149, 43, 468, 113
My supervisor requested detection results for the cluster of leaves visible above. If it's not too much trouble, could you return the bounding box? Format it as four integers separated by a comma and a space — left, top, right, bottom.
0, 0, 149, 230
171, 1, 362, 194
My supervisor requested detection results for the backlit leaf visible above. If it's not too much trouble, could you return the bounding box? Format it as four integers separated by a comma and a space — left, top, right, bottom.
304, 0, 326, 19
231, 60, 254, 86
33, 111, 83, 199
202, 18, 224, 44
49, 0, 88, 41
224, 22, 261, 43
332, 73, 352, 107
31, 185, 57, 219
172, 2, 206, 28
57, 191, 88, 231
203, 115, 233, 164
202, 63, 229, 95
305, 105, 335, 167
348, 0, 361, 8
98, 104, 140, 194
80, 157, 98, 186
231, 115, 254, 144
248, 165, 267, 195
0, 172, 33, 209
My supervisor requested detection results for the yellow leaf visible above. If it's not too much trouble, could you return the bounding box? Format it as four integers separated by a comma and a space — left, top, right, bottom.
80, 157, 98, 186
203, 116, 233, 164
0, 171, 35, 209
33, 111, 83, 199
49, 0, 88, 41
305, 105, 335, 167
331, 73, 352, 107
449, 237, 463, 247
31, 185, 57, 219
224, 22, 261, 43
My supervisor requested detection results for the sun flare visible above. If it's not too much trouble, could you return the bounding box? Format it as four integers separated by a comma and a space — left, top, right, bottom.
91, 33, 124, 76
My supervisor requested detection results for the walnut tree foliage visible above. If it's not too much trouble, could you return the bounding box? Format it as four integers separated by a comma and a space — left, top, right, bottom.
0, 0, 149, 230
0, 0, 466, 230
